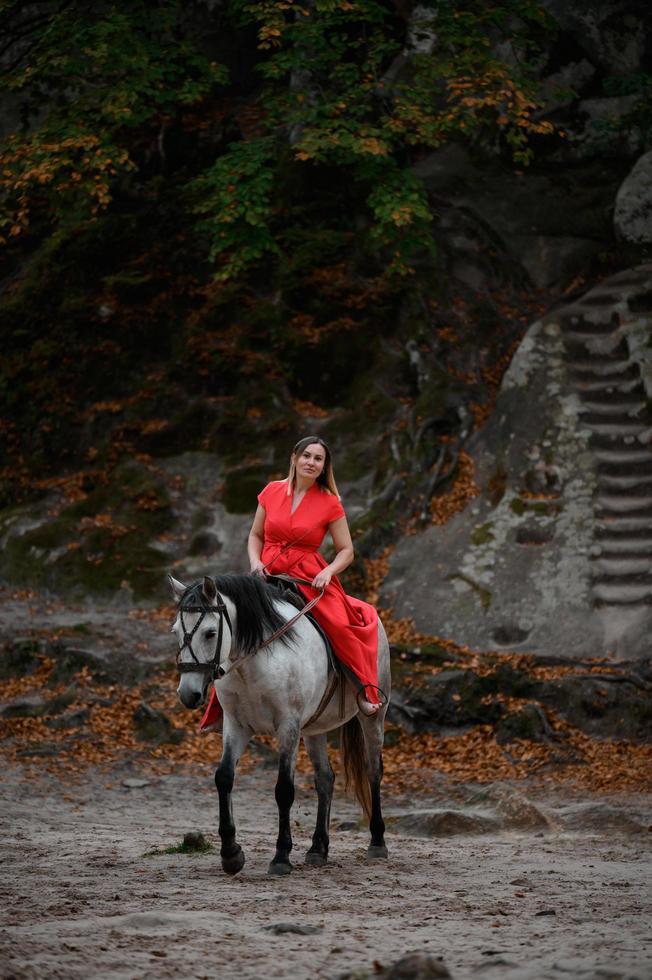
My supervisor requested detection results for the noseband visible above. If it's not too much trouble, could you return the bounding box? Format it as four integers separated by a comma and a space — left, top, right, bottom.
176, 594, 232, 682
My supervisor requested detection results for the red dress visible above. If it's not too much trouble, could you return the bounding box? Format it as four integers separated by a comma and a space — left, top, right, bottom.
199, 479, 379, 731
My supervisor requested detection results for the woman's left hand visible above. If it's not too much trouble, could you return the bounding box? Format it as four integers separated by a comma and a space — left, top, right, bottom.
312, 568, 332, 590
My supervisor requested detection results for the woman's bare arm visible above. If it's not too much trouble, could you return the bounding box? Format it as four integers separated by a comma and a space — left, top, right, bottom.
248, 504, 267, 575
311, 516, 354, 589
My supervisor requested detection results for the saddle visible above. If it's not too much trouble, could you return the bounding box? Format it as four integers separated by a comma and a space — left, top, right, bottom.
268, 576, 337, 670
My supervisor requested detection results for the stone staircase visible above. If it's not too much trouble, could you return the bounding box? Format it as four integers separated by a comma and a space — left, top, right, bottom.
560, 271, 652, 628
382, 265, 652, 659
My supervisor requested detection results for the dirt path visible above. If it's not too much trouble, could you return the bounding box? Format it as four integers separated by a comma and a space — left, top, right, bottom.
1, 585, 651, 978
1, 762, 650, 980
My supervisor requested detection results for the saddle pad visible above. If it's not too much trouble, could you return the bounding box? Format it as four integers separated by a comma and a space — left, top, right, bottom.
271, 578, 340, 677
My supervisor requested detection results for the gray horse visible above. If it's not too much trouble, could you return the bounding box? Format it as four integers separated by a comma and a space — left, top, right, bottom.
169, 573, 391, 876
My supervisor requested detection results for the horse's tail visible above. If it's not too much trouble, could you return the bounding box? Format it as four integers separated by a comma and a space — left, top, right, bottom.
340, 716, 371, 819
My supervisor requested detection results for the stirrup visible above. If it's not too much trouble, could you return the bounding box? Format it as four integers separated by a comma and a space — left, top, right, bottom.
356, 685, 389, 716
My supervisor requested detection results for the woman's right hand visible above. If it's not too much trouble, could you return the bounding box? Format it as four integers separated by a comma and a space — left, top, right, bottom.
250, 560, 267, 578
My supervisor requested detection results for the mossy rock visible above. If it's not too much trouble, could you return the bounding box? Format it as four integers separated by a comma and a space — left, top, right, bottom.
470, 663, 537, 699
413, 383, 451, 427
449, 573, 492, 610
0, 639, 42, 680
191, 508, 212, 532
392, 664, 537, 730
48, 647, 109, 684
47, 643, 148, 685
496, 704, 549, 743
320, 390, 397, 460
470, 522, 495, 546
66, 459, 171, 520
535, 674, 652, 742
0, 697, 49, 719
222, 466, 268, 514
350, 495, 401, 554
0, 460, 173, 600
0, 684, 79, 719
133, 701, 184, 744
43, 685, 79, 715
188, 531, 221, 557
510, 496, 561, 517
390, 644, 453, 678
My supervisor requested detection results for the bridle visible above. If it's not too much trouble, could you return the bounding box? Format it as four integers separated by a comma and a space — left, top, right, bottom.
175, 593, 232, 682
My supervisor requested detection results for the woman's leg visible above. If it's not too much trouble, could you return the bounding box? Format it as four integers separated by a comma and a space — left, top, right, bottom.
298, 582, 383, 714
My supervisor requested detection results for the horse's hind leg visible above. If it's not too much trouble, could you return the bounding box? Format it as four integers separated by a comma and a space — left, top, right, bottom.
360, 713, 388, 860
303, 733, 334, 867
215, 721, 249, 875
269, 724, 300, 876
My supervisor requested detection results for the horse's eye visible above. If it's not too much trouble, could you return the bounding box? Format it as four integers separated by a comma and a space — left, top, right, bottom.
206, 630, 217, 639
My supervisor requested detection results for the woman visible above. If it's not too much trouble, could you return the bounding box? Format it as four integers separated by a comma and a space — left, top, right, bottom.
198, 436, 381, 732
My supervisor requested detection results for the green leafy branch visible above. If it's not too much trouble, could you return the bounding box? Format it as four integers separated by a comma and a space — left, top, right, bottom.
189, 136, 281, 282
0, 0, 227, 244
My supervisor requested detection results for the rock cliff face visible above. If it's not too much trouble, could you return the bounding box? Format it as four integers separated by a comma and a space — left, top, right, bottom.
2, 1, 651, 615
382, 264, 652, 660
542, 0, 648, 77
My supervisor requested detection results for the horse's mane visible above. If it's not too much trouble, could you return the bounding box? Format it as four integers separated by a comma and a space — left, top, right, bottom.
180, 576, 296, 656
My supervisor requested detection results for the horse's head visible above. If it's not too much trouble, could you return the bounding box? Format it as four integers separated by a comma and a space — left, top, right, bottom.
168, 574, 232, 710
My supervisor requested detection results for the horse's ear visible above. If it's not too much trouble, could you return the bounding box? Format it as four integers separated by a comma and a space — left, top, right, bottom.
168, 574, 187, 600
202, 576, 217, 604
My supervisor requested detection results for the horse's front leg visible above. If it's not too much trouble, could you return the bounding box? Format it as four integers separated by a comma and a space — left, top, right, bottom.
269, 723, 300, 876
215, 719, 250, 875
303, 733, 334, 867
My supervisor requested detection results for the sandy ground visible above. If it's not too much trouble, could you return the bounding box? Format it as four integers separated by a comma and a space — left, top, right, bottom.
1, 759, 651, 980
1, 586, 651, 978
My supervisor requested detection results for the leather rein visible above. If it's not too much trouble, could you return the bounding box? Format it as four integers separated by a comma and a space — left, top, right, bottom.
175, 575, 324, 682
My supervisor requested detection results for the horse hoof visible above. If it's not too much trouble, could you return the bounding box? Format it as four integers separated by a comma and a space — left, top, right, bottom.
366, 844, 388, 861
222, 847, 245, 875
268, 860, 293, 876
305, 851, 328, 867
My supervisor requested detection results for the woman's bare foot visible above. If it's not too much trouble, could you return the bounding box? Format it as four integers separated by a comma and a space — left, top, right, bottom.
358, 699, 381, 717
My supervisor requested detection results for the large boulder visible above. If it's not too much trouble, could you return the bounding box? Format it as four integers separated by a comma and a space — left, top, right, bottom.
565, 95, 644, 162
614, 150, 652, 244
542, 1, 648, 75
538, 59, 596, 114
382, 264, 652, 659
413, 148, 620, 290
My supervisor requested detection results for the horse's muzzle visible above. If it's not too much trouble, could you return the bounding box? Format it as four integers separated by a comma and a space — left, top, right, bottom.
177, 678, 208, 710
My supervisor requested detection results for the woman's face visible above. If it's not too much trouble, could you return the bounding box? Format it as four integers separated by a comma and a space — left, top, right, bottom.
293, 442, 326, 482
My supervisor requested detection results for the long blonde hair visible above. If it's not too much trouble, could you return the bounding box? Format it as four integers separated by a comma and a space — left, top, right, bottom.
286, 436, 340, 497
